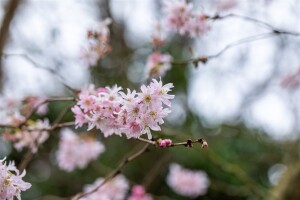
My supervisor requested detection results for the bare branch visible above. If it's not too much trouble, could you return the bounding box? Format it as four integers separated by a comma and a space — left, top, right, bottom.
208, 13, 300, 36
172, 32, 276, 66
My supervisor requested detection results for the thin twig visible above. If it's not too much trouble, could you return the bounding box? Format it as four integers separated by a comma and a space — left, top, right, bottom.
171, 32, 275, 66
2, 53, 77, 92
172, 12, 300, 67
72, 144, 150, 200
18, 150, 34, 172
50, 122, 75, 131
209, 13, 300, 36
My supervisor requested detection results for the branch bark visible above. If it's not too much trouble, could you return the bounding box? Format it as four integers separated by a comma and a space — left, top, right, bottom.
0, 0, 21, 90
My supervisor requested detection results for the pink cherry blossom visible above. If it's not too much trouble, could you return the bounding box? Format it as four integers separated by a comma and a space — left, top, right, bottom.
145, 52, 173, 78
79, 175, 129, 200
167, 163, 210, 198
0, 158, 31, 200
72, 79, 174, 139
128, 185, 153, 200
150, 79, 174, 107
56, 128, 105, 172
71, 106, 87, 128
77, 93, 96, 112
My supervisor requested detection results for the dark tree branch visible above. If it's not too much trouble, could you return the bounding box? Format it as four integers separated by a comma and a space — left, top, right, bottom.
0, 0, 21, 91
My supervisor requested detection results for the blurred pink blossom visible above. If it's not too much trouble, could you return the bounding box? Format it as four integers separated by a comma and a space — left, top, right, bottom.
167, 163, 210, 198
145, 52, 172, 78
281, 68, 300, 89
81, 18, 112, 67
56, 128, 105, 172
163, 0, 193, 35
185, 13, 210, 38
4, 119, 50, 153
79, 175, 129, 200
128, 185, 153, 200
161, 0, 210, 39
24, 96, 48, 115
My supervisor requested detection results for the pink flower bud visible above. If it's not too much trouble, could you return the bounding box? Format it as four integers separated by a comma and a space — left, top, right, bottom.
159, 140, 167, 148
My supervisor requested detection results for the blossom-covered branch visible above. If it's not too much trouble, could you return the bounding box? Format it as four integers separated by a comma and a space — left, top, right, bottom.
136, 137, 208, 148
0, 96, 75, 129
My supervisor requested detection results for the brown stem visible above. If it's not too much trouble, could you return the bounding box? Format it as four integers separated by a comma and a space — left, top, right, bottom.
18, 150, 34, 172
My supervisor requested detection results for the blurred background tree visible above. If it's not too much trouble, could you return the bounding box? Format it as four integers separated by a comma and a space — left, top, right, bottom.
1, 0, 300, 199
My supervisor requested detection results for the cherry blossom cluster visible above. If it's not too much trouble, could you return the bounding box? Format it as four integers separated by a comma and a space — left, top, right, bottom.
0, 158, 31, 200
158, 138, 172, 148
56, 128, 105, 172
159, 0, 210, 40
72, 79, 175, 139
78, 175, 129, 200
167, 163, 210, 198
3, 119, 50, 153
145, 52, 173, 78
81, 18, 112, 67
128, 185, 153, 200
0, 96, 48, 126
